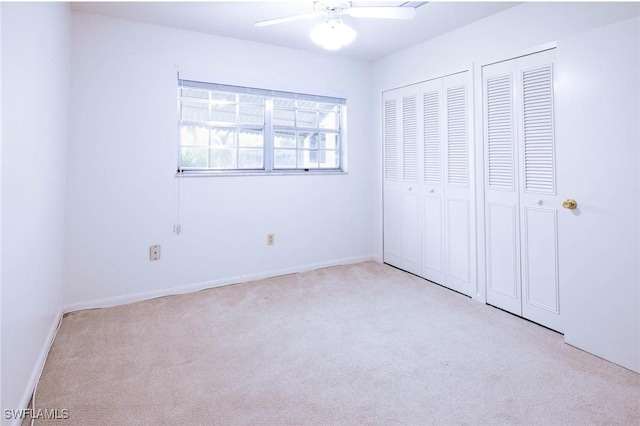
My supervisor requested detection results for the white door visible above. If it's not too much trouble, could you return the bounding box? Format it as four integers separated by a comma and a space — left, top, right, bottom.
443, 72, 474, 296
483, 59, 522, 315
420, 78, 445, 285
400, 90, 422, 275
384, 72, 475, 295
516, 50, 562, 332
483, 49, 562, 332
383, 92, 402, 268
383, 88, 421, 276
419, 72, 475, 296
556, 18, 639, 372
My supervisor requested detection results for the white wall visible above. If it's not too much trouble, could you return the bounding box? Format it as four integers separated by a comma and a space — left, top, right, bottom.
0, 3, 4, 417
373, 2, 639, 93
372, 2, 640, 372
63, 12, 375, 308
1, 2, 70, 420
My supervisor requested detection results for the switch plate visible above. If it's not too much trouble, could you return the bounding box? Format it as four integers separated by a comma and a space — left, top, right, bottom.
267, 234, 275, 246
150, 245, 161, 261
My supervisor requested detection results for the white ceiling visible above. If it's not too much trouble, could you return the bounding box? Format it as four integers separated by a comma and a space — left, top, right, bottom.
71, 1, 520, 62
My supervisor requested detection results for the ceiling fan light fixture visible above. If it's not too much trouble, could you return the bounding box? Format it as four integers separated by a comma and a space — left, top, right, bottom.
310, 19, 356, 51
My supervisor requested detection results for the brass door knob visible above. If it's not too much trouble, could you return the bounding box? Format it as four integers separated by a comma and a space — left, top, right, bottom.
562, 199, 578, 210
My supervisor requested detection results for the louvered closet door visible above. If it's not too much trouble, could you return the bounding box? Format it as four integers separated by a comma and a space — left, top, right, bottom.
516, 49, 561, 332
442, 72, 474, 296
383, 92, 403, 269
420, 79, 445, 285
483, 60, 522, 316
399, 88, 422, 275
383, 88, 422, 275
384, 73, 475, 291
482, 49, 561, 332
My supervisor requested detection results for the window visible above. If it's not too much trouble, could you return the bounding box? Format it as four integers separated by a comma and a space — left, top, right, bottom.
178, 79, 346, 174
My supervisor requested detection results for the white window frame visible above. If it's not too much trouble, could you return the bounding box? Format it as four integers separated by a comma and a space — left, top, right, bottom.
177, 78, 347, 176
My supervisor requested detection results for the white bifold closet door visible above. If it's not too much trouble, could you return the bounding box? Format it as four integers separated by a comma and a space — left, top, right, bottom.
483, 49, 562, 332
383, 88, 421, 275
421, 73, 474, 295
383, 72, 475, 297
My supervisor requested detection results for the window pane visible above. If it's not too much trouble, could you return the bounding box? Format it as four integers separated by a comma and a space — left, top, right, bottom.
318, 102, 339, 111
319, 112, 339, 129
239, 94, 264, 105
274, 131, 296, 148
238, 129, 263, 147
238, 148, 263, 169
274, 109, 295, 127
210, 102, 236, 124
319, 150, 339, 168
181, 126, 209, 146
296, 110, 317, 128
211, 92, 235, 102
210, 148, 236, 169
297, 132, 318, 149
239, 105, 264, 125
181, 100, 208, 121
274, 149, 296, 168
274, 98, 295, 108
181, 148, 208, 168
319, 133, 339, 150
181, 88, 208, 100
296, 100, 317, 109
211, 128, 236, 147
297, 149, 319, 168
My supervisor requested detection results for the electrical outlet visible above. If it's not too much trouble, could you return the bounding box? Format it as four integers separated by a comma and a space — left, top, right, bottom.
150, 244, 161, 261
267, 234, 275, 246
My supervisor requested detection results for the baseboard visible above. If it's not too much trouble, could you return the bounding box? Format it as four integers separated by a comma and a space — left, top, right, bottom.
63, 255, 378, 313
11, 309, 63, 426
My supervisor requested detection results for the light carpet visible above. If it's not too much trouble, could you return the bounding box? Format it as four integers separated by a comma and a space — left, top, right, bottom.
28, 262, 640, 425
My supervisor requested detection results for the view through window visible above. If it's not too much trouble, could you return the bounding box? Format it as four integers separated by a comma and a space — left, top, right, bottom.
178, 79, 346, 174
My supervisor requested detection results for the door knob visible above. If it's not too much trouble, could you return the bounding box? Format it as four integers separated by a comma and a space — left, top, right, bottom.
562, 199, 578, 210
535, 199, 543, 206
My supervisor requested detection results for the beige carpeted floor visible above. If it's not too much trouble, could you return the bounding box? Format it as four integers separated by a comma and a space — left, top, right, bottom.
29, 262, 640, 425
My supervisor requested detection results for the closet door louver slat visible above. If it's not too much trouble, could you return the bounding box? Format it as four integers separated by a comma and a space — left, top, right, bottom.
486, 74, 515, 190
402, 95, 418, 181
522, 65, 555, 194
384, 99, 398, 180
446, 85, 468, 187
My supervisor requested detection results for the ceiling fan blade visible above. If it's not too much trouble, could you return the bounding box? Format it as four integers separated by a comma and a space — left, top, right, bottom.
254, 12, 320, 27
346, 7, 417, 20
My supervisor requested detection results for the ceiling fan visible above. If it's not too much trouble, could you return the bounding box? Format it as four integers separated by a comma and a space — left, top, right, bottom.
255, 1, 418, 51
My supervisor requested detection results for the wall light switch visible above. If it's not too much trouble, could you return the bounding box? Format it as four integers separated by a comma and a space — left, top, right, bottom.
267, 234, 275, 246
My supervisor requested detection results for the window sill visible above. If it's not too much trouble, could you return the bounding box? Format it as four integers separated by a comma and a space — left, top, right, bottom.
175, 169, 347, 178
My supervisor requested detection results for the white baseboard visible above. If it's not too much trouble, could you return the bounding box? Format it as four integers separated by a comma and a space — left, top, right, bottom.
63, 255, 378, 313
11, 309, 63, 426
